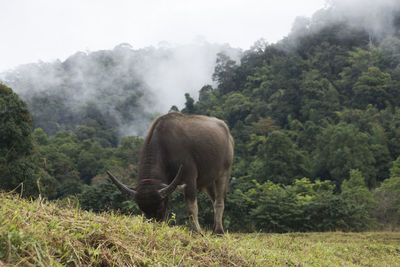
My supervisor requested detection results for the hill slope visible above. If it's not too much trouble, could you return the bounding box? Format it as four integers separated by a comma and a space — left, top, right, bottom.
1, 192, 399, 266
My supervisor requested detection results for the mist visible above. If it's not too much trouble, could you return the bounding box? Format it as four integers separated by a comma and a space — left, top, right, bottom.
0, 42, 240, 137
135, 42, 240, 111
329, 0, 400, 37
287, 0, 400, 47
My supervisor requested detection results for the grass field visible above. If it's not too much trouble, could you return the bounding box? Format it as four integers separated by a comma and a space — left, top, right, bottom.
1, 192, 399, 266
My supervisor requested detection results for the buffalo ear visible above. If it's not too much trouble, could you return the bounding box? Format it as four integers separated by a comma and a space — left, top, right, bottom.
158, 164, 184, 199
107, 171, 137, 198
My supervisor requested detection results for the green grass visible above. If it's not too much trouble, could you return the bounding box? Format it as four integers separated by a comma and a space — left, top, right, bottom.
1, 192, 399, 266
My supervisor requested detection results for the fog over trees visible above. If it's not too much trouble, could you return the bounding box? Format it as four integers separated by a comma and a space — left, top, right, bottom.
1, 42, 240, 138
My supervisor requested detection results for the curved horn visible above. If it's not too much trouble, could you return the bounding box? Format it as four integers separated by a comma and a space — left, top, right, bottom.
158, 164, 184, 199
107, 171, 137, 198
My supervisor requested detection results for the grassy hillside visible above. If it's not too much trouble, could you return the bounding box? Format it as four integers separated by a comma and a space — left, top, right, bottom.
1, 192, 399, 266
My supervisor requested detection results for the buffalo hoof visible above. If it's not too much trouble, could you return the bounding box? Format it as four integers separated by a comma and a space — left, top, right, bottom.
212, 229, 224, 236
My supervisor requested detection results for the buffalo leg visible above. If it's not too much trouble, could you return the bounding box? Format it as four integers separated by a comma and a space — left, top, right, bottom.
206, 182, 225, 234
184, 186, 202, 233
205, 185, 220, 234
212, 171, 230, 235
212, 197, 225, 234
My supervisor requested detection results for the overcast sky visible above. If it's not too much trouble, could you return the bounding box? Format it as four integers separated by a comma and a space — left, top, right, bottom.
0, 0, 327, 72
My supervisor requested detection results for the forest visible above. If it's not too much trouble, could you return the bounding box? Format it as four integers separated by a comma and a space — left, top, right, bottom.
1, 2, 400, 233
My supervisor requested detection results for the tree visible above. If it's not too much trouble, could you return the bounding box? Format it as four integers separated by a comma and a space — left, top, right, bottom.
77, 150, 102, 184
198, 85, 213, 102
338, 48, 377, 103
212, 53, 238, 94
78, 182, 139, 214
0, 84, 42, 196
313, 123, 376, 186
115, 136, 143, 168
223, 93, 252, 127
299, 70, 340, 122
251, 131, 310, 184
169, 105, 179, 112
182, 93, 195, 114
353, 67, 392, 109
341, 169, 376, 211
32, 128, 50, 146
374, 156, 400, 229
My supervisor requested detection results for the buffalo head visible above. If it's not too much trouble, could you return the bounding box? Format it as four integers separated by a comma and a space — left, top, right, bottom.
106, 165, 183, 221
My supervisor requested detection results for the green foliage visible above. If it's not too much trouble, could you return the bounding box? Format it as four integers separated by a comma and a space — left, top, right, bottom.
250, 131, 310, 184
184, 18, 400, 235
30, 124, 144, 208
341, 169, 376, 208
374, 176, 400, 229
77, 150, 102, 183
313, 123, 376, 186
181, 93, 196, 114
222, 93, 252, 127
225, 178, 374, 232
341, 169, 377, 227
115, 136, 143, 168
78, 183, 139, 214
374, 157, 400, 229
390, 156, 400, 178
0, 83, 42, 196
299, 70, 340, 122
213, 52, 239, 94
353, 66, 392, 109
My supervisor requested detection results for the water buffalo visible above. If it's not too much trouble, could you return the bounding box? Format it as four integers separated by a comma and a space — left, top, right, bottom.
107, 112, 234, 234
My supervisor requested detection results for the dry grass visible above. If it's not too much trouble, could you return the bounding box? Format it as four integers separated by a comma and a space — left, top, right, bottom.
1, 192, 399, 266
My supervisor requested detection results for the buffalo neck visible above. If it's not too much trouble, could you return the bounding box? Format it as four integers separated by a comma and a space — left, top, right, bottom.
138, 135, 167, 184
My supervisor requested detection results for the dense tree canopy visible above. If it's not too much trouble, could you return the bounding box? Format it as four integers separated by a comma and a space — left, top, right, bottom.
0, 84, 45, 196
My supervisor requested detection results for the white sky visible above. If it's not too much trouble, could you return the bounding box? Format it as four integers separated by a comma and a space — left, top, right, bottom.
0, 0, 326, 72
